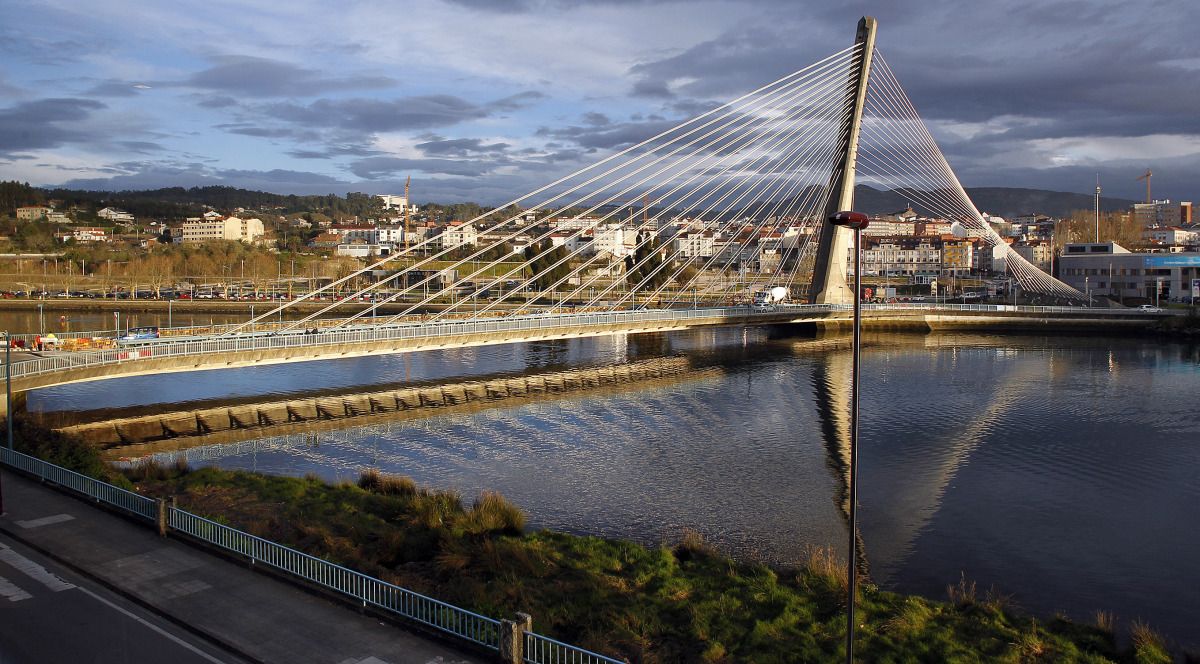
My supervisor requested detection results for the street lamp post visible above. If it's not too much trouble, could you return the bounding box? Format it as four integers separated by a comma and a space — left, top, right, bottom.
829, 210, 869, 664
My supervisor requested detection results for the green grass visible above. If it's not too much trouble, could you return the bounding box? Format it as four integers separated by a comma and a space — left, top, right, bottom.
9, 423, 1165, 662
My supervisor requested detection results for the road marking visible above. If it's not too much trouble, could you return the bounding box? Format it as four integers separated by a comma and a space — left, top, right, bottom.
0, 543, 75, 592
15, 513, 75, 529
0, 575, 32, 602
75, 586, 230, 664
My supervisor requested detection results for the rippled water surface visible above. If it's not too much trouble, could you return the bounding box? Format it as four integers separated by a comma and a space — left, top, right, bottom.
29, 329, 1200, 646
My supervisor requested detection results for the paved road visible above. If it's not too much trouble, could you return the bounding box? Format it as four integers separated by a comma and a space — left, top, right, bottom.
0, 532, 241, 664
0, 469, 483, 664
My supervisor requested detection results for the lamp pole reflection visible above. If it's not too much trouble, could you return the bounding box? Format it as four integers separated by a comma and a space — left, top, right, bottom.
829, 210, 868, 663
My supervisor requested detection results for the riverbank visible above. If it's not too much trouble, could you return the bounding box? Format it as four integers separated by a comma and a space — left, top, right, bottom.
7, 418, 1175, 663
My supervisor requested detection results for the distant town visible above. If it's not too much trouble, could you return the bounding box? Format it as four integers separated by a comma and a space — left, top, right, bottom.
0, 180, 1196, 306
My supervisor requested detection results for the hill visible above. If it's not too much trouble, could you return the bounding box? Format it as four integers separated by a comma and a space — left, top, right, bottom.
4, 181, 1137, 222
854, 185, 1135, 219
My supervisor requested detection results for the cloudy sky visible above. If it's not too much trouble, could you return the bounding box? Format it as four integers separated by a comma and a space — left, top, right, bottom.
0, 0, 1195, 204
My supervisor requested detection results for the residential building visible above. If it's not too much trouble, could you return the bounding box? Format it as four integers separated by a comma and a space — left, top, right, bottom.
1143, 226, 1198, 246
16, 206, 52, 221
376, 194, 418, 215
70, 227, 109, 243
593, 225, 631, 258
336, 243, 389, 258
862, 238, 941, 282
673, 231, 715, 258
97, 207, 135, 223
1013, 241, 1053, 273
179, 216, 265, 243
440, 223, 478, 249
1059, 242, 1200, 302
941, 240, 976, 275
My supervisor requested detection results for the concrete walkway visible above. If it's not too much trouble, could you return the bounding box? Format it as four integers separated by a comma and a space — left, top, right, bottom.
0, 468, 483, 664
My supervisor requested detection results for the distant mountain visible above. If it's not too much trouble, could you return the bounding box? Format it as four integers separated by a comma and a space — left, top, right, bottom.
854, 185, 1135, 219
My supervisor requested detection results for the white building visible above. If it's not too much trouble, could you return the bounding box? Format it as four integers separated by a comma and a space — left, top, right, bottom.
66, 227, 109, 243
593, 225, 632, 258
863, 240, 942, 281
673, 231, 715, 258
1143, 226, 1197, 246
376, 194, 418, 215
336, 243, 389, 258
97, 207, 135, 223
440, 223, 478, 249
179, 216, 265, 243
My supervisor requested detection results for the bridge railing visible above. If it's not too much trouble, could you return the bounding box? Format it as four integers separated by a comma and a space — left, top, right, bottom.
4, 305, 783, 380
5, 302, 1158, 381
0, 446, 629, 663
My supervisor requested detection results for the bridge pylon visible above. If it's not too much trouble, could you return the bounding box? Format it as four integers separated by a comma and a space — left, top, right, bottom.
808, 16, 877, 305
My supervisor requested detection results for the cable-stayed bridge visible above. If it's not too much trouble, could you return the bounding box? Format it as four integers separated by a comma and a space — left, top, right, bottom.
5, 17, 1161, 408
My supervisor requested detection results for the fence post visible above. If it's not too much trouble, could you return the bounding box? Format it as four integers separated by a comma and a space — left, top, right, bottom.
498, 612, 531, 664
156, 498, 168, 536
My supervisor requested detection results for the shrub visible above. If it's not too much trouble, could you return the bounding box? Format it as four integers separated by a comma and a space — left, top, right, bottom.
464, 491, 525, 535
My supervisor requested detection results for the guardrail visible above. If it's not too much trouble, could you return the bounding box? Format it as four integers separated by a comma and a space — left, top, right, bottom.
5, 303, 1160, 382
0, 446, 627, 663
525, 632, 625, 664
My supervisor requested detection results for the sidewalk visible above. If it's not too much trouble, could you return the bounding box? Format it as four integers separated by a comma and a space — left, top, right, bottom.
0, 468, 482, 664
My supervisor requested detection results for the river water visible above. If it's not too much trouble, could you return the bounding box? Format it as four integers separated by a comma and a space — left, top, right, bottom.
25, 328, 1200, 647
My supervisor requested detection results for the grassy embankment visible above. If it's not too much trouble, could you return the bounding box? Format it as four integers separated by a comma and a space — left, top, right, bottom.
10, 420, 1178, 663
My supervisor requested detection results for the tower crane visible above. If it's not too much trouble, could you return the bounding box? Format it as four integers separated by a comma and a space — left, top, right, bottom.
1136, 169, 1152, 204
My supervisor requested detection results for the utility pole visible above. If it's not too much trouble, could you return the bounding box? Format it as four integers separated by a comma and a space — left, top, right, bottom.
1094, 175, 1101, 243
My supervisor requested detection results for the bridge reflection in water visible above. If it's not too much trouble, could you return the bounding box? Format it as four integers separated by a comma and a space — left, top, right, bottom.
34, 327, 1200, 647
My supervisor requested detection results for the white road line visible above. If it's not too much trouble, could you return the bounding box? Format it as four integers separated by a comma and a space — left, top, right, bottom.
0, 574, 32, 602
0, 543, 75, 592
16, 513, 75, 529
75, 586, 230, 664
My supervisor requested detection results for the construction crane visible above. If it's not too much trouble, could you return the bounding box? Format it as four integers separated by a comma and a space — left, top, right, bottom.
1136, 169, 1152, 203
404, 175, 412, 237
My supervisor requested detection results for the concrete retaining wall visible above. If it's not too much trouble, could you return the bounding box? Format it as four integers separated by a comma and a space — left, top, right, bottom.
61, 356, 692, 449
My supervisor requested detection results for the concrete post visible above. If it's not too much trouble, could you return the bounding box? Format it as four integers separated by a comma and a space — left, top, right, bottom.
498, 612, 532, 664
156, 498, 168, 537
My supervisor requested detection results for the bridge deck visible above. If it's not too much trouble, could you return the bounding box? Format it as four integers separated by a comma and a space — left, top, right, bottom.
1, 304, 1166, 413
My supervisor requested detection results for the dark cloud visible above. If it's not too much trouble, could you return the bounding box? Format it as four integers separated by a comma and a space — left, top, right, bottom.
536, 117, 680, 150
263, 95, 488, 132
287, 144, 380, 159
415, 137, 511, 157
581, 112, 611, 126
115, 141, 165, 154
84, 80, 145, 97
0, 97, 106, 156
350, 156, 498, 179
182, 55, 395, 97
489, 91, 547, 112
214, 123, 308, 139
195, 94, 239, 109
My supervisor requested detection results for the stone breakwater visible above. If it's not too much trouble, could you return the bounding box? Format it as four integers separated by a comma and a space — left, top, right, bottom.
62, 356, 695, 450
